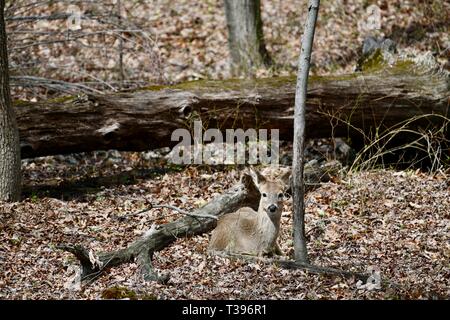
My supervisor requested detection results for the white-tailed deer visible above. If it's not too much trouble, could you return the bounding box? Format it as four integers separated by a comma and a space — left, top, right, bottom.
208, 168, 290, 256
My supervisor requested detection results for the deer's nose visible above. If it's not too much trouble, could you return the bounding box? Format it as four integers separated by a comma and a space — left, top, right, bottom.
268, 204, 277, 213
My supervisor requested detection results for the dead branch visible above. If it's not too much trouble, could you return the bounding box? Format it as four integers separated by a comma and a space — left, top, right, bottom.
11, 75, 103, 94
211, 251, 368, 282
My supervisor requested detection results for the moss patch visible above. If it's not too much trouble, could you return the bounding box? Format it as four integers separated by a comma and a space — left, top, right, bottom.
13, 100, 30, 107
47, 95, 74, 104
360, 49, 387, 73
140, 76, 297, 93
13, 95, 74, 107
101, 286, 137, 300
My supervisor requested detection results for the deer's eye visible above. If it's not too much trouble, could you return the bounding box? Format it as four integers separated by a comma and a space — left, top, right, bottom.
262, 193, 267, 197
278, 193, 284, 199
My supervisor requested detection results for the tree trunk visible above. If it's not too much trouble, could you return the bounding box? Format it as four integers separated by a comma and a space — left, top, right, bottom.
0, 0, 21, 201
224, 0, 271, 76
292, 0, 320, 264
14, 60, 449, 159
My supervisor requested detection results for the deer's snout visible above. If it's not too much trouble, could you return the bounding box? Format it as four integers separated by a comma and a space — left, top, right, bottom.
268, 204, 278, 213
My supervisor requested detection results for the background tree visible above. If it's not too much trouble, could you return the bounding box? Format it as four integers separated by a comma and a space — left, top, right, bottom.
224, 0, 272, 76
0, 0, 21, 202
292, 0, 320, 263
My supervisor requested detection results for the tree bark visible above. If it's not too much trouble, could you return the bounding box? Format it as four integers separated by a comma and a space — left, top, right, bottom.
292, 0, 320, 264
224, 0, 271, 76
14, 60, 449, 159
0, 0, 21, 201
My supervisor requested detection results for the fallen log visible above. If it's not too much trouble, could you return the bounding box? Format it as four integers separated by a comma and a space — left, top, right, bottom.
16, 54, 449, 158
58, 161, 349, 283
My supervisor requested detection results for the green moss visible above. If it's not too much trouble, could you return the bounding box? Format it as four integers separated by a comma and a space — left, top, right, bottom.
391, 59, 416, 73
13, 95, 74, 107
311, 73, 360, 82
101, 286, 137, 300
357, 49, 420, 76
30, 193, 39, 203
140, 76, 297, 93
9, 236, 21, 246
12, 100, 30, 107
48, 95, 74, 104
138, 71, 379, 95
140, 84, 170, 91
360, 49, 387, 73
174, 77, 294, 91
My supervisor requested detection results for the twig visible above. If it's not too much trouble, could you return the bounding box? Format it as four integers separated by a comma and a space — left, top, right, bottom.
78, 71, 118, 92
6, 13, 72, 21
5, 11, 111, 22
11, 75, 103, 94
151, 204, 218, 220
129, 203, 218, 221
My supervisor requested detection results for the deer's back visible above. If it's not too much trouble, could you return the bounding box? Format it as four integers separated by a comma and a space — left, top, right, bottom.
208, 207, 259, 253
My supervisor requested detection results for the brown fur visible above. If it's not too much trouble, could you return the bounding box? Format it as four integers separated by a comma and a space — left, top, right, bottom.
208, 168, 290, 256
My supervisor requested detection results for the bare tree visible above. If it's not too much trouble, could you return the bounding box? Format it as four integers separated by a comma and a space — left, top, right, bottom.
0, 0, 21, 201
292, 0, 320, 263
224, 0, 271, 76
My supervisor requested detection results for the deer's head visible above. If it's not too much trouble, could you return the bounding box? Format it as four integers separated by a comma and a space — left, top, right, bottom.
249, 168, 291, 220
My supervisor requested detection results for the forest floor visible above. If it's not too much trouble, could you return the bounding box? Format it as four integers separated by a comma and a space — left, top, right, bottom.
0, 150, 448, 299
1, 0, 449, 300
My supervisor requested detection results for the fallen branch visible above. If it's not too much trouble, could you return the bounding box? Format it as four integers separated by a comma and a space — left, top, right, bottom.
211, 251, 368, 282
212, 251, 402, 290
279, 259, 368, 282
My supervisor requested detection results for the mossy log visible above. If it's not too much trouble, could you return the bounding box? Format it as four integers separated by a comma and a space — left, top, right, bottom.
16, 57, 449, 158
58, 161, 364, 283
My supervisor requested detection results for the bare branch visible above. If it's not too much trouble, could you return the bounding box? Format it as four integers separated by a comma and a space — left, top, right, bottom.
135, 203, 219, 221
11, 75, 104, 94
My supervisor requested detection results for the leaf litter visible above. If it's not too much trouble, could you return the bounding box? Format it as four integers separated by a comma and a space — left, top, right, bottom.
0, 150, 448, 299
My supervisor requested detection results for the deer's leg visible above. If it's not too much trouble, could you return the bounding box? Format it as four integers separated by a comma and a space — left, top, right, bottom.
264, 242, 283, 257
274, 242, 283, 256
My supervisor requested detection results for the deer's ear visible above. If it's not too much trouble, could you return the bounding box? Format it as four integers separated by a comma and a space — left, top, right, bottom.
280, 169, 292, 188
249, 168, 266, 187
